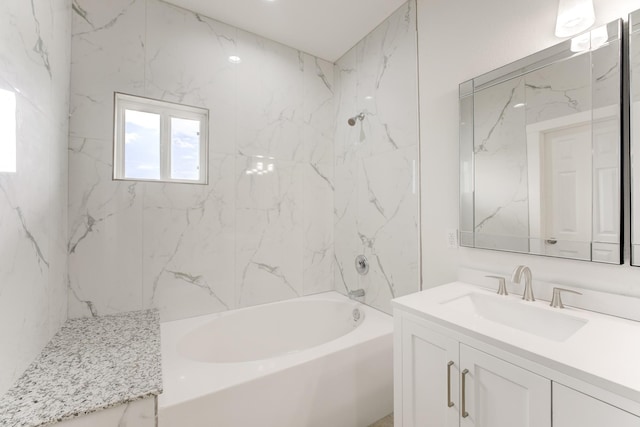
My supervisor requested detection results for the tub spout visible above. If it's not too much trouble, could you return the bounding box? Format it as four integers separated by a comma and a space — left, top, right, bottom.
348, 289, 365, 300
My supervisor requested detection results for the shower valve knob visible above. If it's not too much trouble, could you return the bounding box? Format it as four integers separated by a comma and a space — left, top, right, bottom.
355, 255, 369, 275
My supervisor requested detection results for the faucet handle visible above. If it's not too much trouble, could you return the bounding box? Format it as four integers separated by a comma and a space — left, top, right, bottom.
550, 287, 582, 309
485, 275, 508, 296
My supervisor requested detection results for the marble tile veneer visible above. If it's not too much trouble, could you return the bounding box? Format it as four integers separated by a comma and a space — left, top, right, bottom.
68, 0, 335, 321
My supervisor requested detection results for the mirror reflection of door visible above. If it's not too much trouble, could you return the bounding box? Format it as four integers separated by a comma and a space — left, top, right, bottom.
458, 19, 622, 263
590, 115, 620, 262
542, 122, 591, 259
527, 110, 618, 261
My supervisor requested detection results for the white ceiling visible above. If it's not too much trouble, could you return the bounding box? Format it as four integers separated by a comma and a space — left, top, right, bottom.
163, 0, 408, 62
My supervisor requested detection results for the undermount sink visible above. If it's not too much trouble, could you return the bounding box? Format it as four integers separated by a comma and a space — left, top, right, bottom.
441, 292, 588, 342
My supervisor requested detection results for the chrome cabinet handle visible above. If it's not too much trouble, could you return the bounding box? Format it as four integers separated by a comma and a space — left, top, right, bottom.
461, 369, 469, 418
447, 361, 454, 407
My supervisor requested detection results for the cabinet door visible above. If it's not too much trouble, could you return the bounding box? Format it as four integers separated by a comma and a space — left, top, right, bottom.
459, 344, 551, 427
553, 383, 640, 427
399, 318, 459, 427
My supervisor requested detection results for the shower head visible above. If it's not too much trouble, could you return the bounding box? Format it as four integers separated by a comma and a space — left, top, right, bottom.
347, 112, 366, 126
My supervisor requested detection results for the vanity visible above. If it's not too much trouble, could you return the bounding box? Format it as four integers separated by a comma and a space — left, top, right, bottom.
406, 12, 640, 426
392, 281, 640, 427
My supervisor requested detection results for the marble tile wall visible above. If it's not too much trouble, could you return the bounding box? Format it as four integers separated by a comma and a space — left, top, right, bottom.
0, 0, 71, 395
57, 398, 156, 427
68, 0, 334, 321
472, 53, 596, 253
473, 77, 530, 252
333, 0, 420, 313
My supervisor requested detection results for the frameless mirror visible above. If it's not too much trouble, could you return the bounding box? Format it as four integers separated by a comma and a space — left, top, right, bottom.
630, 10, 640, 265
460, 19, 622, 264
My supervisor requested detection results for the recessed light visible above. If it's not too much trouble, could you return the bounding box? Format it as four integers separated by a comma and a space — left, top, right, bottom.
228, 56, 242, 64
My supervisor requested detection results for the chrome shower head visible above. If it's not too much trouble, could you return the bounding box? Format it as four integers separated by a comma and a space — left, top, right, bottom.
347, 112, 365, 126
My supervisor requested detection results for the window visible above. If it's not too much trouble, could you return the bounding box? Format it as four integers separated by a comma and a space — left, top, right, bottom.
113, 93, 208, 184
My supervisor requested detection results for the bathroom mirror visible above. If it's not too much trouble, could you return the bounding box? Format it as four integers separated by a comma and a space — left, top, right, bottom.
460, 19, 622, 264
631, 10, 640, 266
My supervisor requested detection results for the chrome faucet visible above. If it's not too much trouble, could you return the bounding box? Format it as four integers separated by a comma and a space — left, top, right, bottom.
511, 265, 535, 301
348, 289, 365, 300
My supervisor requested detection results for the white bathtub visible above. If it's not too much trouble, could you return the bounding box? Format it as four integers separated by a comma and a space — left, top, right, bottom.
159, 291, 393, 427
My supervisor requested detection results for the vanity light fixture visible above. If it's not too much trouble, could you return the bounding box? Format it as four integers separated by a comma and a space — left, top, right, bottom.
571, 32, 591, 52
555, 0, 595, 38
570, 25, 608, 52
590, 25, 609, 49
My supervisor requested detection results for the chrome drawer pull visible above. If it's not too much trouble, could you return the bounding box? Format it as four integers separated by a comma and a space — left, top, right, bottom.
461, 369, 469, 418
447, 361, 454, 408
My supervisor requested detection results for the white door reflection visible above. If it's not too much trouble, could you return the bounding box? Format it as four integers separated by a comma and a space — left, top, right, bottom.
526, 106, 619, 261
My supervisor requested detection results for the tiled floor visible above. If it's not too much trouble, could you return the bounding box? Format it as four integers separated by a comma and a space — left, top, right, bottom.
369, 413, 393, 426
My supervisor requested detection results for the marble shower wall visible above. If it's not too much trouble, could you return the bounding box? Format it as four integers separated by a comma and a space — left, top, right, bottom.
0, 0, 71, 395
68, 0, 334, 321
333, 0, 420, 313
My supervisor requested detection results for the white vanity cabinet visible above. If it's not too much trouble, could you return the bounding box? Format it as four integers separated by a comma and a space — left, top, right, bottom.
459, 344, 550, 427
552, 383, 639, 427
394, 308, 640, 427
396, 315, 550, 427
397, 316, 459, 427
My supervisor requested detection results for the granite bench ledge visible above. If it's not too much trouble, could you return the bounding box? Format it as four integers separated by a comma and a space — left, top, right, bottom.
0, 310, 162, 427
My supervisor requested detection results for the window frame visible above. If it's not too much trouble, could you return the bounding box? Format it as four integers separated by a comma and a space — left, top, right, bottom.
113, 92, 209, 184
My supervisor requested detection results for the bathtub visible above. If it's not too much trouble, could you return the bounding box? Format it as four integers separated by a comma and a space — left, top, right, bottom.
159, 291, 393, 427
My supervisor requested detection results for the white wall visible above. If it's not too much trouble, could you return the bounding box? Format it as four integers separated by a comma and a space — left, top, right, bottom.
0, 0, 71, 395
334, 1, 420, 313
68, 0, 334, 321
418, 0, 640, 296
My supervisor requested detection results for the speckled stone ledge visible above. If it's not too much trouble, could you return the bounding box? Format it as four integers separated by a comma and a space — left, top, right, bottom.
0, 310, 162, 427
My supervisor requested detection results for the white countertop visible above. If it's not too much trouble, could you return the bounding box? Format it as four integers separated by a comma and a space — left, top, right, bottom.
393, 282, 640, 408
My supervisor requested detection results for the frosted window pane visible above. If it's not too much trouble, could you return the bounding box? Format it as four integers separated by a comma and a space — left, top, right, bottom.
171, 117, 200, 180
0, 88, 16, 173
124, 109, 160, 179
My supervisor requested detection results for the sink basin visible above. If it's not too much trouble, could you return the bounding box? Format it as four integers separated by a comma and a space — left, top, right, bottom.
441, 292, 588, 342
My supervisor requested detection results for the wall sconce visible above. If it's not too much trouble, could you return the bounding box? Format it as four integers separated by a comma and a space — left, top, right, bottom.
555, 0, 595, 38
